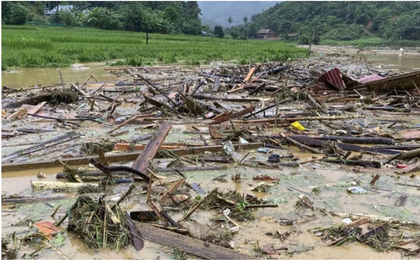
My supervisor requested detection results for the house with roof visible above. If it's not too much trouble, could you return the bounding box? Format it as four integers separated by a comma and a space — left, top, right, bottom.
44, 5, 74, 17
255, 29, 276, 39
287, 33, 299, 40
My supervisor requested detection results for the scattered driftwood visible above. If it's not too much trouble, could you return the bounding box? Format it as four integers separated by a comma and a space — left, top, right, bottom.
2, 142, 263, 172
107, 114, 155, 134
2, 132, 80, 162
31, 181, 99, 191
2, 195, 67, 204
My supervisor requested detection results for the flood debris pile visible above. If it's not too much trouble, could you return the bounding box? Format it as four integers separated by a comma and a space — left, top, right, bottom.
311, 218, 420, 256
2, 59, 420, 259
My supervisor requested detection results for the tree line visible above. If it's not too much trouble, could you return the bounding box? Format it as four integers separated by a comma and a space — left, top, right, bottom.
1, 1, 208, 35
3, 1, 419, 43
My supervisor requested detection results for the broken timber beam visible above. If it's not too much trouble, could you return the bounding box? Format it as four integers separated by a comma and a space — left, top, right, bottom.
244, 67, 257, 82
131, 122, 172, 175
133, 222, 257, 260
208, 106, 255, 125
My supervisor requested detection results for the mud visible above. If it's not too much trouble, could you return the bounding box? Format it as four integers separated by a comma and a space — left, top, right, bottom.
2, 46, 420, 260
1, 62, 120, 89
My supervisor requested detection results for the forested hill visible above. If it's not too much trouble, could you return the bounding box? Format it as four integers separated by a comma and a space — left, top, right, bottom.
198, 1, 280, 28
227, 1, 420, 42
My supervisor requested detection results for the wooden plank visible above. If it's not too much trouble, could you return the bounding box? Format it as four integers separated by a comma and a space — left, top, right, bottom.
27, 101, 47, 115
397, 129, 420, 140
133, 222, 257, 260
244, 67, 257, 82
131, 122, 172, 174
1, 142, 263, 172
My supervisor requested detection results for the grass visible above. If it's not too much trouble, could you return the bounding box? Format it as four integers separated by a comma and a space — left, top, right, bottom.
1, 25, 309, 70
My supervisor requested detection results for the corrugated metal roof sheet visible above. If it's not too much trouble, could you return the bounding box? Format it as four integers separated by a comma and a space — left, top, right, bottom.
318, 68, 346, 90
256, 29, 273, 34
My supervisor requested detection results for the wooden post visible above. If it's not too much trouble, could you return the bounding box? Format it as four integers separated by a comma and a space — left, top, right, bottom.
308, 30, 314, 56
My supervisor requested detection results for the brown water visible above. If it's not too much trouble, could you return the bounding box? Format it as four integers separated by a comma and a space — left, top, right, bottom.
1, 62, 119, 88
2, 47, 420, 89
307, 45, 420, 72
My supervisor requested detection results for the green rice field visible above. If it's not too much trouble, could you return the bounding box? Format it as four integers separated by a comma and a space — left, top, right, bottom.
1, 25, 309, 70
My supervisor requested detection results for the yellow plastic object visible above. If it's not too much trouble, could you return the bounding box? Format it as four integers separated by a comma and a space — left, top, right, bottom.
291, 121, 305, 131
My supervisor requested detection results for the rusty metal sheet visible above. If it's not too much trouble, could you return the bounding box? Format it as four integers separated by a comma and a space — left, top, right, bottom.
363, 71, 420, 91
318, 68, 346, 90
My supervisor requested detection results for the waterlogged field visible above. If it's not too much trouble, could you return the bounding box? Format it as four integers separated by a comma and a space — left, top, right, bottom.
2, 25, 308, 70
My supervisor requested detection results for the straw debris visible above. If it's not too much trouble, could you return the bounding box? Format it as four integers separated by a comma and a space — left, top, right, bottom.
67, 196, 130, 251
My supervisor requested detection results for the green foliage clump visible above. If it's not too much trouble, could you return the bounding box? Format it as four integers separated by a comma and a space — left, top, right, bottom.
2, 2, 31, 25
214, 25, 225, 38
87, 7, 122, 30
59, 11, 80, 27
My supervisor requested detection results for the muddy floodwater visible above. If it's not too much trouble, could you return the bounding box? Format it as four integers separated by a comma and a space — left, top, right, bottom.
2, 46, 420, 89
2, 45, 420, 260
1, 62, 120, 89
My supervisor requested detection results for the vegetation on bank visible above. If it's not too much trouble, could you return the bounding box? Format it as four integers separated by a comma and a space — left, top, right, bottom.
1, 1, 206, 35
1, 26, 308, 70
227, 2, 420, 43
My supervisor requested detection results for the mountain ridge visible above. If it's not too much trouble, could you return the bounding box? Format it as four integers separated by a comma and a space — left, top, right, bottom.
198, 1, 281, 28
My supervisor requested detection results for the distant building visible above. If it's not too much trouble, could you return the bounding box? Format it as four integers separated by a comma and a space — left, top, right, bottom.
200, 31, 212, 37
44, 5, 74, 16
287, 33, 299, 40
256, 29, 276, 39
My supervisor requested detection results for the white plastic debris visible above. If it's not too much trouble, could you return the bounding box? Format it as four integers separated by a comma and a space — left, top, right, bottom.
239, 137, 249, 144
342, 218, 352, 225
223, 209, 231, 216
347, 186, 367, 194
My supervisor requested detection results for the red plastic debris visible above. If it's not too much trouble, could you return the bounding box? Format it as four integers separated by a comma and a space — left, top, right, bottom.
396, 164, 408, 169
34, 221, 60, 239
